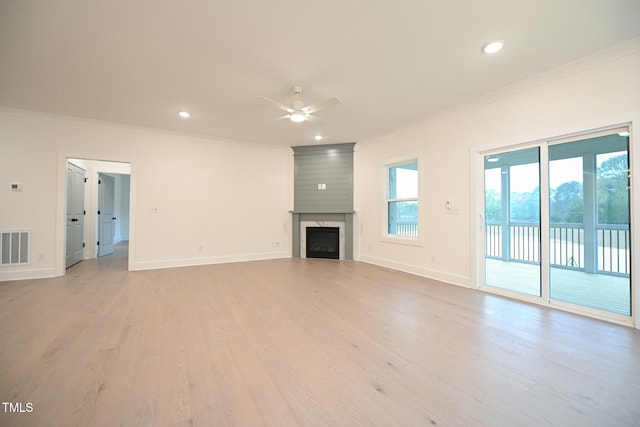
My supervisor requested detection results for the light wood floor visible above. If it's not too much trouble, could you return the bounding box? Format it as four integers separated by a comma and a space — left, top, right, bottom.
1, 246, 639, 426
486, 258, 631, 315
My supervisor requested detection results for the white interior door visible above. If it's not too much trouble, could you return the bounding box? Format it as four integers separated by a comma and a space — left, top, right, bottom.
66, 162, 85, 268
98, 173, 116, 257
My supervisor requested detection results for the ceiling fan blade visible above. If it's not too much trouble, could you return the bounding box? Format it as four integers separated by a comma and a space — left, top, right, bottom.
304, 97, 340, 114
258, 96, 293, 113
305, 114, 328, 125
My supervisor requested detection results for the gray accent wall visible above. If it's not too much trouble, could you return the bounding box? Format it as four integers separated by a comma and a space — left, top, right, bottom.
292, 143, 355, 213
291, 143, 355, 260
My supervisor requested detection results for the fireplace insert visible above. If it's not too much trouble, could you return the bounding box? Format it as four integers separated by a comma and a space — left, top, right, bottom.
306, 227, 339, 259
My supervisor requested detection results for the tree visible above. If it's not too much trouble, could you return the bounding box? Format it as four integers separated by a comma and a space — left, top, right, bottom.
564, 197, 584, 223
597, 155, 629, 224
510, 187, 539, 223
550, 181, 583, 223
485, 189, 501, 222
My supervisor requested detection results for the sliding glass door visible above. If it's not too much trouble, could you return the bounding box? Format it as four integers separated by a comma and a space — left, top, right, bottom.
484, 147, 541, 297
482, 128, 632, 319
548, 133, 631, 315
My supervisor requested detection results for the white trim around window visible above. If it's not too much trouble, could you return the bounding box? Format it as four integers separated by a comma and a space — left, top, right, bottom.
381, 157, 422, 245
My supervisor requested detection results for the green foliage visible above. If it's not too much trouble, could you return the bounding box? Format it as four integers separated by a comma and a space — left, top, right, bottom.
550, 181, 583, 224
510, 187, 539, 223
396, 201, 418, 221
485, 154, 629, 225
485, 189, 501, 222
597, 155, 629, 224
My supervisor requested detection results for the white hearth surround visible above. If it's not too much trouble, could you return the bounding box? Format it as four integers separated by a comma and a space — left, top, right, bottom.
300, 221, 346, 260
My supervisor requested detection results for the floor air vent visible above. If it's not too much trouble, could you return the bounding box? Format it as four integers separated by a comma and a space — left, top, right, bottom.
1, 231, 30, 265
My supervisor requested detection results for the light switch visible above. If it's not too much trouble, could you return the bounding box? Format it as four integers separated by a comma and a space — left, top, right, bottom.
445, 201, 460, 214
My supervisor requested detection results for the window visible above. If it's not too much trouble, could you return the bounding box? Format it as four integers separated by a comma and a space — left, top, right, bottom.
385, 160, 419, 238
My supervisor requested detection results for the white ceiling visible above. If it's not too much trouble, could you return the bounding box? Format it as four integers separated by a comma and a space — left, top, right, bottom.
1, 0, 640, 147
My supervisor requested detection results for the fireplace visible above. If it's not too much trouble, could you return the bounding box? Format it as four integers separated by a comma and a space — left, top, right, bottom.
298, 220, 346, 260
291, 143, 355, 260
306, 227, 339, 259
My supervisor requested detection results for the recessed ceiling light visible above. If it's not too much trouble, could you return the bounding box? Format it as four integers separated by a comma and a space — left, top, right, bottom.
178, 111, 191, 118
483, 39, 505, 54
314, 135, 323, 141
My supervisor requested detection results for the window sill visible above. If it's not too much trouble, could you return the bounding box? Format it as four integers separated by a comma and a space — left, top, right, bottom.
380, 235, 423, 247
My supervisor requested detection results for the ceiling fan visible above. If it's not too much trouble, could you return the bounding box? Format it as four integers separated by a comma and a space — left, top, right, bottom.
259, 86, 340, 124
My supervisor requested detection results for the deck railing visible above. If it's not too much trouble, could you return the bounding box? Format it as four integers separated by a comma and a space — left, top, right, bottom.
550, 225, 583, 269
390, 221, 418, 237
597, 224, 631, 275
485, 222, 630, 276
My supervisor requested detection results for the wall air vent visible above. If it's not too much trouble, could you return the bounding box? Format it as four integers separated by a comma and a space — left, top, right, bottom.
0, 231, 30, 265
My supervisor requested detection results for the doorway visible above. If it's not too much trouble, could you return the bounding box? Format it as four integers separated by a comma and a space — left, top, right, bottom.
478, 126, 632, 322
63, 158, 131, 273
98, 173, 116, 257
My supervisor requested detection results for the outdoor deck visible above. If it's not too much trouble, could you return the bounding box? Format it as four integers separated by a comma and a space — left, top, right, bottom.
485, 258, 631, 316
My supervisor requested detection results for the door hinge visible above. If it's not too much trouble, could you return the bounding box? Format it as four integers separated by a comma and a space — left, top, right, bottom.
98, 210, 101, 215
82, 242, 85, 248
98, 179, 101, 184
83, 210, 86, 215
97, 241, 100, 246
84, 178, 88, 183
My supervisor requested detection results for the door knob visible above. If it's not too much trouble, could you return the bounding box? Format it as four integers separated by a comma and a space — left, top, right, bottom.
112, 217, 117, 220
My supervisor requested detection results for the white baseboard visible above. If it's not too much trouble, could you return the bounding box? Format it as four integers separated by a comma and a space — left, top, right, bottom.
358, 254, 471, 288
0, 267, 58, 282
133, 251, 290, 271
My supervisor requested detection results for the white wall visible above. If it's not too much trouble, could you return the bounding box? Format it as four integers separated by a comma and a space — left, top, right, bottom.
355, 39, 640, 327
0, 110, 293, 280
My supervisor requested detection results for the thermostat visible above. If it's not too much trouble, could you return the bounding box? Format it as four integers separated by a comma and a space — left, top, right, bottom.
10, 183, 23, 191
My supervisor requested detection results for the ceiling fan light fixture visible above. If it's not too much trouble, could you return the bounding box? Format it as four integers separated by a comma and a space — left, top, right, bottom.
290, 110, 306, 123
